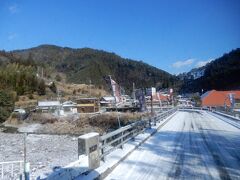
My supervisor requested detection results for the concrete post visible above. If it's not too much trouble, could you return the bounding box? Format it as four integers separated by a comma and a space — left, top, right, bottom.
78, 132, 100, 169
235, 114, 239, 119
24, 163, 30, 180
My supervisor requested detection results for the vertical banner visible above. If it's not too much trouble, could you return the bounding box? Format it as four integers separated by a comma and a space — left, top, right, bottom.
157, 92, 163, 110
169, 88, 174, 106
110, 77, 122, 103
229, 93, 235, 109
135, 89, 146, 112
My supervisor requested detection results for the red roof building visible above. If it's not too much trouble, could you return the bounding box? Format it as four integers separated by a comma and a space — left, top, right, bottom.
201, 90, 240, 107
152, 94, 169, 102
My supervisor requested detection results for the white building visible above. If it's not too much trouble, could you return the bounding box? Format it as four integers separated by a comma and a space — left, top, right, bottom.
100, 96, 116, 107
146, 87, 156, 96
38, 101, 61, 112
62, 101, 78, 113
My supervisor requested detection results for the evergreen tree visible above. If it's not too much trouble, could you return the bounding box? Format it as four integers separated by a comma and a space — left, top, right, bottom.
0, 90, 14, 123
37, 79, 46, 95
49, 82, 57, 93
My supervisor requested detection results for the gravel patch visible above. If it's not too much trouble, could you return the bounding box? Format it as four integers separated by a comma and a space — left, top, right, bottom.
0, 132, 78, 179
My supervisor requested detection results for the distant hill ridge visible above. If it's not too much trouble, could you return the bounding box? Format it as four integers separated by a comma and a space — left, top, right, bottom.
179, 48, 240, 93
9, 44, 177, 92
1, 45, 239, 94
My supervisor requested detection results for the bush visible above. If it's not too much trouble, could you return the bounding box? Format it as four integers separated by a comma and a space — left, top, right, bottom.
37, 79, 46, 95
0, 90, 15, 123
49, 82, 57, 93
31, 113, 58, 124
55, 74, 62, 82
73, 89, 76, 95
11, 112, 18, 119
28, 94, 34, 99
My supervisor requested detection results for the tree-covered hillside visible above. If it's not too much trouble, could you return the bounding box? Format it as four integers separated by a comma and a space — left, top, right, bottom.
0, 51, 47, 122
180, 48, 240, 93
0, 51, 46, 96
11, 45, 179, 92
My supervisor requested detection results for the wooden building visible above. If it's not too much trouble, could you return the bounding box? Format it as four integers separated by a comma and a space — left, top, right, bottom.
76, 98, 99, 113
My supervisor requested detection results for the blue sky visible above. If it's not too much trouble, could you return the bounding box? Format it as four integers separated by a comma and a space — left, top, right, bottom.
0, 0, 240, 74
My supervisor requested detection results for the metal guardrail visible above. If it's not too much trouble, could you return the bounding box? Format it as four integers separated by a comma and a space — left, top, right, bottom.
213, 108, 240, 119
178, 107, 210, 111
99, 108, 177, 161
0, 161, 24, 180
178, 106, 240, 120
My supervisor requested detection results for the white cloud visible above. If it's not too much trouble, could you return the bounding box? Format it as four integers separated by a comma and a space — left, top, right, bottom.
172, 59, 195, 68
8, 4, 18, 14
195, 59, 213, 68
8, 33, 17, 40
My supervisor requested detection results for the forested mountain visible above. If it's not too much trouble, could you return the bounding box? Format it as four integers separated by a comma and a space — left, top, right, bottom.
10, 45, 178, 92
180, 48, 240, 93
1, 45, 239, 122
1, 45, 239, 96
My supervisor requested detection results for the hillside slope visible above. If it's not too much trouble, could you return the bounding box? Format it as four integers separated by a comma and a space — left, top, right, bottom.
180, 48, 240, 93
11, 45, 178, 92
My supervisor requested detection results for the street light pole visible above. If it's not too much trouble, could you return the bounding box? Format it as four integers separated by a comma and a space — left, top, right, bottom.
23, 133, 29, 180
89, 80, 92, 96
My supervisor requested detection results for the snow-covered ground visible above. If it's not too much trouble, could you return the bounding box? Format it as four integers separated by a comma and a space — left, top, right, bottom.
0, 132, 78, 179
105, 111, 240, 180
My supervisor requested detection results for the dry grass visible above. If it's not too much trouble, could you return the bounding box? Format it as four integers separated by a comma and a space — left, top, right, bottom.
14, 81, 109, 109
15, 95, 37, 108
28, 113, 58, 124
21, 111, 150, 135
88, 112, 150, 132
55, 81, 108, 97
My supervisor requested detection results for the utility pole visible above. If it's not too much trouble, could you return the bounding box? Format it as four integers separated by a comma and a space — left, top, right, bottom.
24, 133, 26, 178
37, 66, 39, 77
157, 92, 163, 111
132, 82, 136, 100
41, 67, 44, 79
23, 133, 29, 180
151, 94, 154, 117
57, 90, 61, 116
89, 80, 92, 97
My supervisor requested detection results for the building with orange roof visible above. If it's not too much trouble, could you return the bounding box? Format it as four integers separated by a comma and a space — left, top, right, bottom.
145, 90, 170, 106
152, 93, 169, 102
201, 90, 240, 108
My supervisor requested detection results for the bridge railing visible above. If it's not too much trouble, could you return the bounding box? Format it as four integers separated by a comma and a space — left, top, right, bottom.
178, 106, 240, 120
0, 161, 24, 180
178, 106, 210, 111
99, 108, 177, 161
212, 107, 240, 119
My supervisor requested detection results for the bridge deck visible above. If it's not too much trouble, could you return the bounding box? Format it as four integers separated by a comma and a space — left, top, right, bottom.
105, 111, 240, 180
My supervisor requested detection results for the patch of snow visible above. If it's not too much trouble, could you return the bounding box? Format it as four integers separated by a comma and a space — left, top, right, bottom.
0, 133, 78, 179
18, 123, 42, 133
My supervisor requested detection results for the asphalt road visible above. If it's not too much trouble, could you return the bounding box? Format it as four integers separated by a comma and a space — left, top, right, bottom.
105, 111, 240, 180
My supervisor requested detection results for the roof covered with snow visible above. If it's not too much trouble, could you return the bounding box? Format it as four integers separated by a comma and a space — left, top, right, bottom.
62, 101, 77, 106
38, 101, 60, 107
101, 96, 115, 101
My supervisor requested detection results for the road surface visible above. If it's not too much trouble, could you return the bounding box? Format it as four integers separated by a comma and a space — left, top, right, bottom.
105, 111, 240, 180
